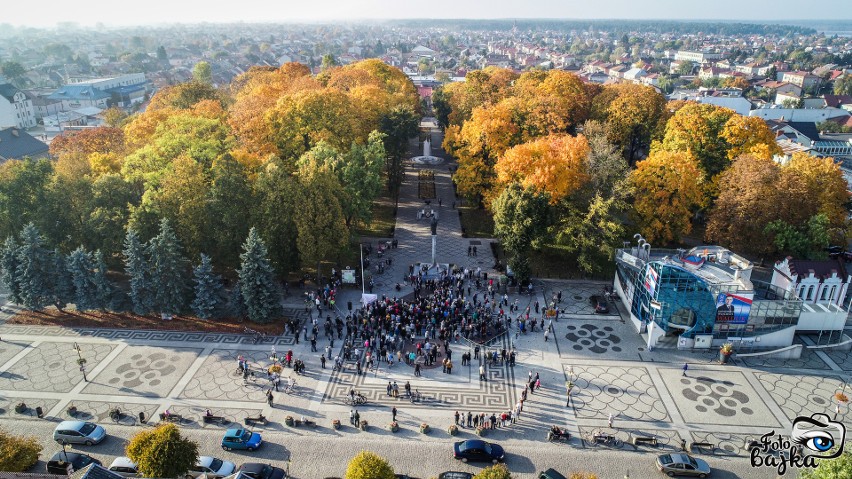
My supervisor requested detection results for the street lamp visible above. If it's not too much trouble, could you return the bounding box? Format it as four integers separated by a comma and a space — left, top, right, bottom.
72, 342, 88, 382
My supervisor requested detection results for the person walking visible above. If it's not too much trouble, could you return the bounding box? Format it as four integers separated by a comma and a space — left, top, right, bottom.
387, 382, 393, 396
310, 337, 317, 352
544, 329, 550, 342
266, 389, 274, 408
446, 359, 453, 374
414, 363, 421, 377
479, 365, 486, 381
608, 413, 614, 428
392, 407, 398, 422
454, 411, 460, 425
320, 354, 326, 369
350, 409, 356, 425
682, 363, 689, 377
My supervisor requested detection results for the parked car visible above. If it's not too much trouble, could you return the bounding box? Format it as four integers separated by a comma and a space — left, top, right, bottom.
235, 463, 286, 479
656, 453, 711, 477
53, 421, 106, 446
46, 451, 101, 475
538, 469, 568, 479
186, 457, 236, 479
437, 473, 473, 479
589, 295, 609, 314
452, 439, 505, 463
222, 429, 262, 451
107, 457, 139, 478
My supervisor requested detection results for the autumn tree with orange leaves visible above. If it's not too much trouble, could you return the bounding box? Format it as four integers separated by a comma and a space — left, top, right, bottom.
495, 134, 590, 204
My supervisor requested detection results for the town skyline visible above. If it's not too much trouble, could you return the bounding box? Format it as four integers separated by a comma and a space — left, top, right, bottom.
5, 0, 852, 28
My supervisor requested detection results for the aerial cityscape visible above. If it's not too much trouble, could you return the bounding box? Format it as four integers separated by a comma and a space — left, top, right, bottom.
1, 1, 852, 478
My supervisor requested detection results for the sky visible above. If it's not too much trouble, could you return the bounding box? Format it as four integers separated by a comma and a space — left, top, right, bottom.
5, 0, 852, 27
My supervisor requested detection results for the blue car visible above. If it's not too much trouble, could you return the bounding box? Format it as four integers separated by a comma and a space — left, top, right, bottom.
221, 429, 262, 451
453, 439, 505, 464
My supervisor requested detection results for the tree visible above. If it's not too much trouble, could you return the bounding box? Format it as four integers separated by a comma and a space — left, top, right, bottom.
15, 223, 52, 310
92, 250, 112, 310
321, 54, 339, 71
103, 107, 129, 128
766, 214, 831, 260
191, 254, 223, 320
0, 61, 26, 87
49, 249, 74, 311
344, 451, 395, 479
0, 429, 41, 472
590, 83, 667, 162
492, 184, 551, 282
294, 169, 349, 269
379, 105, 420, 193
88, 174, 140, 259
629, 150, 706, 244
0, 237, 21, 304
800, 450, 852, 478
238, 228, 282, 324
68, 246, 97, 312
720, 115, 781, 161
254, 161, 300, 275
834, 74, 852, 96
473, 464, 512, 479
495, 134, 590, 204
785, 153, 850, 231
156, 46, 168, 61
0, 158, 54, 242
124, 230, 152, 315
555, 194, 624, 275
655, 102, 736, 178
192, 61, 212, 85
126, 423, 198, 479
147, 219, 188, 317
208, 154, 253, 268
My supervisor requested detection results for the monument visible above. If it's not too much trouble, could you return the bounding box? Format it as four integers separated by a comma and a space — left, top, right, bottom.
414, 209, 449, 279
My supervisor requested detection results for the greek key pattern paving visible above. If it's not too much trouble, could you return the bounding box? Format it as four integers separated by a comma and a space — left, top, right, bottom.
566, 365, 669, 422
0, 342, 114, 393
755, 372, 851, 428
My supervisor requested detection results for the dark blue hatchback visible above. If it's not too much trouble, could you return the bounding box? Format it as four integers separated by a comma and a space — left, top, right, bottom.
453, 439, 505, 463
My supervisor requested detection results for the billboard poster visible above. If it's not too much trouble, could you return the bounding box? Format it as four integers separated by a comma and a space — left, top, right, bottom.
715, 292, 752, 324
342, 269, 356, 284
644, 266, 659, 296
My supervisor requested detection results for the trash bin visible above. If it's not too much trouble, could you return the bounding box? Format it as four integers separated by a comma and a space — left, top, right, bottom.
139, 412, 146, 424
35, 406, 43, 418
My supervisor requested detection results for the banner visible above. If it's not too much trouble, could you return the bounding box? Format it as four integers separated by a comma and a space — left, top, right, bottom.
714, 292, 752, 324
644, 266, 659, 296
342, 269, 356, 284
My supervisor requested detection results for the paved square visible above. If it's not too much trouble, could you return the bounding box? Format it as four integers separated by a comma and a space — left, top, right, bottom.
0, 339, 32, 366
179, 349, 271, 403
82, 346, 202, 397
557, 319, 647, 361
567, 364, 669, 422
0, 342, 113, 393
659, 368, 779, 427
754, 372, 852, 430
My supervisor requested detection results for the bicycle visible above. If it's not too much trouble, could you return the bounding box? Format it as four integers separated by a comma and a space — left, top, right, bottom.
285, 377, 297, 394
344, 393, 367, 406
409, 390, 422, 403
585, 429, 622, 448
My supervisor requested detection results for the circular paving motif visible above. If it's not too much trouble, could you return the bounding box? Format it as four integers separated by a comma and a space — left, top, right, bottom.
680, 377, 751, 417
568, 365, 669, 422
565, 324, 622, 354
109, 353, 179, 388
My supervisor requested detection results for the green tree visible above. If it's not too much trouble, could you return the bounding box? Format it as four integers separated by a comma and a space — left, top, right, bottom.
321, 54, 339, 71
254, 161, 300, 276
492, 184, 551, 283
344, 451, 395, 479
834, 74, 852, 96
766, 214, 831, 260
0, 429, 41, 472
555, 194, 624, 275
294, 170, 349, 270
156, 46, 168, 61
0, 158, 54, 242
800, 450, 852, 478
238, 228, 282, 324
380, 105, 420, 193
473, 464, 512, 479
15, 223, 52, 310
208, 154, 253, 268
191, 254, 223, 320
123, 229, 152, 315
92, 250, 113, 310
49, 249, 74, 311
126, 423, 198, 479
192, 61, 212, 85
0, 61, 26, 87
68, 246, 97, 311
87, 174, 140, 260
147, 219, 188, 317
0, 237, 21, 304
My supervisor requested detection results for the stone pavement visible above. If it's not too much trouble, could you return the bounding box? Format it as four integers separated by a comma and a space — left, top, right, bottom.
0, 129, 845, 478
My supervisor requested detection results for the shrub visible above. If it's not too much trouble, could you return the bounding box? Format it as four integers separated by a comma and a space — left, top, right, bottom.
0, 429, 41, 472
473, 464, 512, 479
568, 474, 599, 479
344, 451, 395, 479
126, 423, 198, 479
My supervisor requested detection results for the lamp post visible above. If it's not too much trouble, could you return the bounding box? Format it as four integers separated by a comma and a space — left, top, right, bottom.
72, 342, 87, 382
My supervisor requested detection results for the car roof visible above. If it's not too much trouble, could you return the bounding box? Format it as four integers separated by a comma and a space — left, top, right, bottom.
461, 439, 486, 448
670, 453, 693, 463
57, 420, 88, 429
49, 451, 86, 462
108, 457, 136, 468
237, 463, 265, 473
197, 457, 215, 468
225, 428, 245, 436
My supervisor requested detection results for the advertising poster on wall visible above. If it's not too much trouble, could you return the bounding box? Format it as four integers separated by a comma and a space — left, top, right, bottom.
715, 292, 752, 324
644, 266, 659, 296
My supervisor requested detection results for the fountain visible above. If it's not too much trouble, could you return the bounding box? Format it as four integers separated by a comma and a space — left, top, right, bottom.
411, 137, 445, 165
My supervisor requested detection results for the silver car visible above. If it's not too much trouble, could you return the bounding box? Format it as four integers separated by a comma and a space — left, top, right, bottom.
656, 453, 711, 478
53, 421, 106, 446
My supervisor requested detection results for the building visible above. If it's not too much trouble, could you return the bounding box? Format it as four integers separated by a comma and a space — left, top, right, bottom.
771, 257, 850, 331
0, 127, 49, 162
674, 51, 723, 63
47, 74, 148, 111
0, 83, 36, 129
614, 242, 846, 353
782, 71, 822, 90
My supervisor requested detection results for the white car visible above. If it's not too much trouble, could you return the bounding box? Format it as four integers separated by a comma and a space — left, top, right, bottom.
186, 456, 236, 479
107, 457, 139, 478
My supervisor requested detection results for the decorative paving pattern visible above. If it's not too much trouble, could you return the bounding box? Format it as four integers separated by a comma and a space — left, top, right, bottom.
690, 431, 763, 456
179, 349, 276, 402
82, 346, 202, 397
0, 397, 59, 421
0, 339, 32, 366
564, 324, 624, 354
541, 284, 606, 316
63, 400, 160, 426
566, 365, 668, 422
755, 372, 852, 430
557, 321, 646, 361
739, 344, 830, 370
163, 405, 265, 430
0, 342, 114, 393
658, 369, 778, 427
822, 348, 852, 371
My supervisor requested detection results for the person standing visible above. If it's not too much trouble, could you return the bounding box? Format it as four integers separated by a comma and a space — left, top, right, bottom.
414, 363, 421, 377
466, 411, 473, 428
310, 337, 317, 352
446, 359, 453, 374
392, 407, 398, 422
320, 354, 326, 369
479, 365, 486, 381
266, 389, 274, 408
350, 409, 355, 425
608, 413, 614, 428
354, 410, 360, 428
454, 411, 460, 425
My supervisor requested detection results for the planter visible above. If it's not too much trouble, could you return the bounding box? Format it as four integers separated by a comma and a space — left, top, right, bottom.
67, 406, 77, 417
332, 419, 341, 430
388, 422, 399, 433
76, 358, 87, 366
14, 402, 27, 414
476, 426, 486, 437
719, 351, 732, 364
359, 420, 369, 431
285, 416, 295, 427
447, 425, 458, 436
420, 423, 430, 434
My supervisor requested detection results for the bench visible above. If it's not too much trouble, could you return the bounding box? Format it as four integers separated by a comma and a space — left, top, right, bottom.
159, 413, 182, 423
689, 441, 715, 453
245, 415, 267, 426
632, 436, 658, 447
202, 415, 226, 425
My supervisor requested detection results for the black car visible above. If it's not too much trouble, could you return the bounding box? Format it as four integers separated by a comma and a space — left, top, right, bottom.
589, 295, 609, 314
453, 439, 505, 463
46, 451, 101, 475
236, 463, 287, 479
438, 473, 473, 479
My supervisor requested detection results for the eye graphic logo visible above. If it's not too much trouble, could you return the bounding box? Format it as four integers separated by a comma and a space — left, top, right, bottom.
791, 413, 846, 460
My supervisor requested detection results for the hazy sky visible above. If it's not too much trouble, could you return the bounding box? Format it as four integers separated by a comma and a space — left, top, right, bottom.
6, 0, 852, 27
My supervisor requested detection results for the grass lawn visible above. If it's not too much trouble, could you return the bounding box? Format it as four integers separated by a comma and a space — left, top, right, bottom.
458, 205, 495, 238
356, 194, 397, 238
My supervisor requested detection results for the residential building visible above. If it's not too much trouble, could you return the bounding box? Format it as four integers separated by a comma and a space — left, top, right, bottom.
782, 71, 822, 90
0, 83, 36, 129
0, 127, 49, 162
674, 50, 723, 63
48, 74, 148, 111
771, 257, 850, 310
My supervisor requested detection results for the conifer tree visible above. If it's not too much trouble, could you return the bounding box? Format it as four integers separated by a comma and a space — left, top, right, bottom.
228, 283, 245, 319
15, 223, 51, 310
147, 219, 187, 317
191, 254, 222, 320
237, 227, 282, 323
0, 237, 21, 304
49, 249, 74, 311
123, 229, 151, 315
92, 250, 112, 311
68, 246, 97, 312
